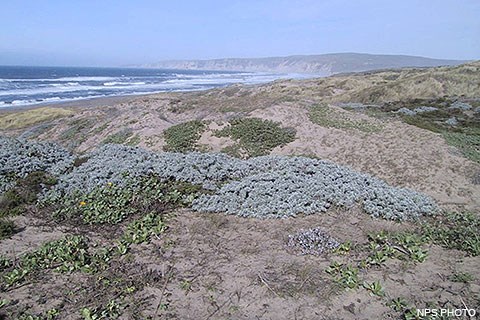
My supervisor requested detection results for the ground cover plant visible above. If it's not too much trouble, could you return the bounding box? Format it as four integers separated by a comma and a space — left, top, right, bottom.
163, 120, 206, 152
214, 117, 296, 157
0, 136, 478, 319
101, 127, 134, 145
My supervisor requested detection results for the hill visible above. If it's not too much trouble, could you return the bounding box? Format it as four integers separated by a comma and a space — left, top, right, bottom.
140, 52, 467, 74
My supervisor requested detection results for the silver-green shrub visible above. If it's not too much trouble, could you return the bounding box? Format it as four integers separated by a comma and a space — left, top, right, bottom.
0, 137, 74, 193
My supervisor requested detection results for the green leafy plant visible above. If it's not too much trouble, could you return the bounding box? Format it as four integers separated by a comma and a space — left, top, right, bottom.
81, 300, 121, 320
123, 212, 167, 244
3, 235, 98, 287
163, 120, 206, 152
326, 262, 360, 289
334, 241, 352, 255
422, 212, 480, 256
53, 176, 201, 225
363, 280, 385, 296
387, 297, 408, 312
215, 117, 296, 158
180, 279, 193, 292
0, 218, 16, 240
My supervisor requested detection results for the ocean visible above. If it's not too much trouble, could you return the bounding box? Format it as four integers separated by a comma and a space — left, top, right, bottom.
0, 65, 309, 108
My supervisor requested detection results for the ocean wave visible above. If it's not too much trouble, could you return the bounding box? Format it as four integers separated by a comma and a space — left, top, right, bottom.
51, 82, 80, 87
0, 76, 118, 82
0, 85, 102, 96
103, 81, 146, 86
0, 71, 318, 108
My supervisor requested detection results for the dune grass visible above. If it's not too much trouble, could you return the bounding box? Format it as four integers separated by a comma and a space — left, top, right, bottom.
0, 107, 74, 130
309, 104, 383, 133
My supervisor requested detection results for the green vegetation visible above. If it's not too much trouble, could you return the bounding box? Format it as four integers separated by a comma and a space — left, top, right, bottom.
344, 98, 480, 163
125, 134, 141, 146
163, 120, 206, 152
363, 280, 385, 297
0, 219, 15, 240
326, 262, 360, 289
53, 177, 201, 225
449, 271, 474, 283
215, 117, 296, 158
122, 212, 166, 244
422, 212, 480, 256
102, 128, 134, 145
3, 235, 96, 287
443, 131, 480, 163
334, 241, 352, 255
401, 110, 480, 163
59, 118, 95, 142
387, 297, 408, 312
309, 104, 383, 133
362, 230, 428, 267
81, 300, 122, 320
0, 171, 57, 240
1, 171, 56, 217
0, 107, 74, 130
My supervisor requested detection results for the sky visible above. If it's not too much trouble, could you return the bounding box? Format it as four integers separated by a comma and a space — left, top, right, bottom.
0, 0, 479, 67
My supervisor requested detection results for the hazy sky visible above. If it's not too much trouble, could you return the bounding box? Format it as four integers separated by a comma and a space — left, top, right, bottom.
0, 0, 479, 66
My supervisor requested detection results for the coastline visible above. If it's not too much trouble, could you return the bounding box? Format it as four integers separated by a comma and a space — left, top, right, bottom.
0, 92, 169, 114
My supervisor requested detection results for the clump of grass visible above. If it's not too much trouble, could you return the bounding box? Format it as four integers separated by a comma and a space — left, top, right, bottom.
163, 120, 206, 152
102, 128, 134, 145
450, 271, 475, 283
422, 212, 480, 256
0, 171, 57, 240
309, 104, 383, 133
0, 171, 57, 217
59, 118, 94, 141
0, 107, 74, 130
0, 219, 16, 240
126, 134, 141, 146
215, 117, 296, 158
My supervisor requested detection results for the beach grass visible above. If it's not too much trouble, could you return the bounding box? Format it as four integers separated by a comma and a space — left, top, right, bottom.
0, 107, 74, 130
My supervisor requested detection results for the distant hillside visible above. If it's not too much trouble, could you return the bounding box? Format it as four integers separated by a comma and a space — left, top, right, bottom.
140, 53, 467, 75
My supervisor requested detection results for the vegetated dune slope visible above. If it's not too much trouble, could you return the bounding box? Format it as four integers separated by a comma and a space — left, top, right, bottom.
0, 61, 479, 319
2, 61, 479, 213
